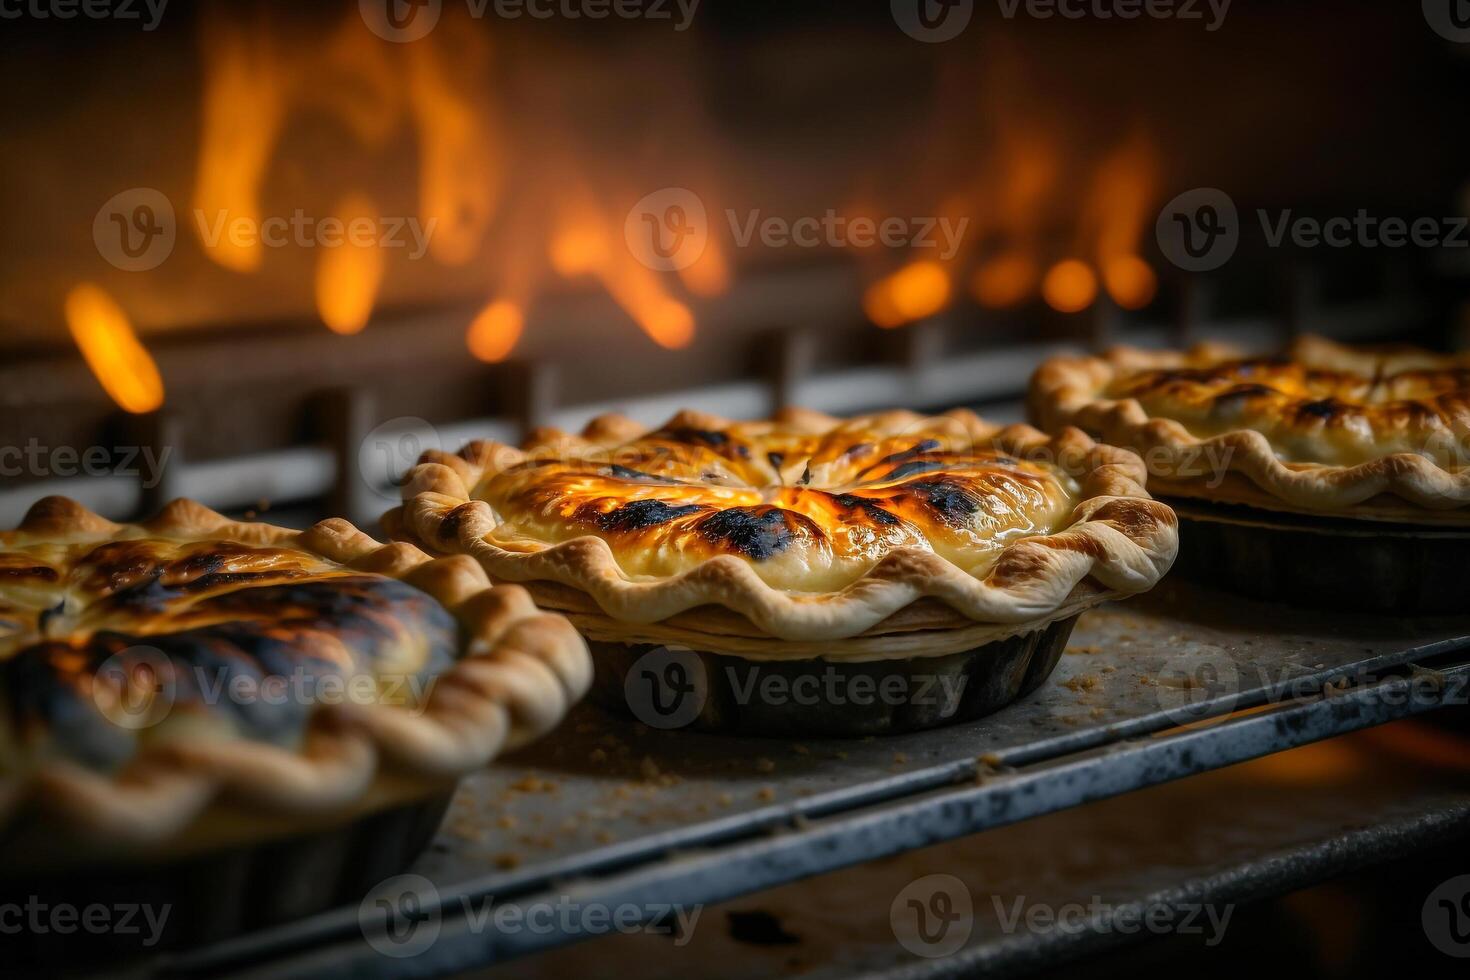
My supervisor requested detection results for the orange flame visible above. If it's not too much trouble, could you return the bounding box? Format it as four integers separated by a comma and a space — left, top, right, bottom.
466, 299, 525, 363
193, 19, 289, 273
971, 252, 1040, 309
549, 200, 695, 350
677, 230, 730, 297
64, 284, 165, 414
405, 30, 501, 267
314, 194, 385, 335
1087, 135, 1160, 309
864, 261, 951, 328
1041, 259, 1098, 314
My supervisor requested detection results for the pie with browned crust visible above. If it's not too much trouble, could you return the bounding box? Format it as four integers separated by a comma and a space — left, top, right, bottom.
1030, 336, 1470, 612
0, 497, 590, 872
1030, 335, 1470, 522
387, 408, 1177, 733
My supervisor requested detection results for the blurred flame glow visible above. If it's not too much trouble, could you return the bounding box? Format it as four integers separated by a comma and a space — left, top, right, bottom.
315, 195, 384, 335
65, 284, 165, 414
1041, 259, 1098, 314
864, 261, 950, 328
550, 203, 695, 349
972, 252, 1040, 308
466, 299, 525, 362
406, 33, 500, 267
1102, 255, 1157, 310
193, 20, 288, 273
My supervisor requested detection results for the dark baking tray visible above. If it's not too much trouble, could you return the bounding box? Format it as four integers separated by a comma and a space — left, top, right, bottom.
132, 581, 1470, 978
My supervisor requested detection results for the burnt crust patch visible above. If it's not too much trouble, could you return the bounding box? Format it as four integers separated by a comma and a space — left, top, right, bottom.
591, 499, 706, 532
697, 507, 804, 560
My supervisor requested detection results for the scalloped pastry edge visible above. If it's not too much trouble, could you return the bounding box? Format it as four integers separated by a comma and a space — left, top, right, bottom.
385, 408, 1179, 645
1028, 339, 1470, 519
0, 496, 592, 847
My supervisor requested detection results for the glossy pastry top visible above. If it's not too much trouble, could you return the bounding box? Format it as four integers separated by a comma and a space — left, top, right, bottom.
470, 417, 1080, 594
0, 527, 456, 772
1105, 338, 1470, 469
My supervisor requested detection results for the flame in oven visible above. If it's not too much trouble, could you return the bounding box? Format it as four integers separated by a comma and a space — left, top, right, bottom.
193, 18, 288, 274
466, 299, 525, 363
64, 284, 165, 414
550, 197, 695, 350
315, 194, 385, 336
863, 261, 951, 329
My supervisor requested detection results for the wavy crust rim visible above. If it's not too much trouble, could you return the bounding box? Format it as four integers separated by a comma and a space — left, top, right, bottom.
0, 496, 592, 847
1028, 341, 1470, 519
386, 407, 1179, 644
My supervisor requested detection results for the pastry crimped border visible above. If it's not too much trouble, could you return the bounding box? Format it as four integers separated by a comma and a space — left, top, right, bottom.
1028, 339, 1470, 521
385, 408, 1178, 645
0, 496, 591, 849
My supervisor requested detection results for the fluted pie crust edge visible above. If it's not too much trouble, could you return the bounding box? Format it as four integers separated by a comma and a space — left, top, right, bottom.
385, 408, 1178, 650
1029, 338, 1470, 523
0, 497, 591, 851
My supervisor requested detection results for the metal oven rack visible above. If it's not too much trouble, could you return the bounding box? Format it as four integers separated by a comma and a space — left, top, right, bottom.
151, 581, 1470, 979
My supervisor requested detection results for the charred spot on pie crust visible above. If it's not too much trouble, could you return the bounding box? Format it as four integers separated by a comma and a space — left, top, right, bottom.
658, 427, 752, 459
697, 507, 807, 560
1294, 398, 1346, 422
0, 564, 58, 581
902, 479, 980, 525
592, 499, 706, 532
831, 493, 901, 526
881, 459, 949, 481
608, 464, 680, 484
2, 575, 457, 767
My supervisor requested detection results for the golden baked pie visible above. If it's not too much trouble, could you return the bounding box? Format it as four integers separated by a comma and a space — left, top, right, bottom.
387, 408, 1177, 734
1030, 335, 1470, 522
1030, 336, 1470, 613
0, 497, 590, 873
